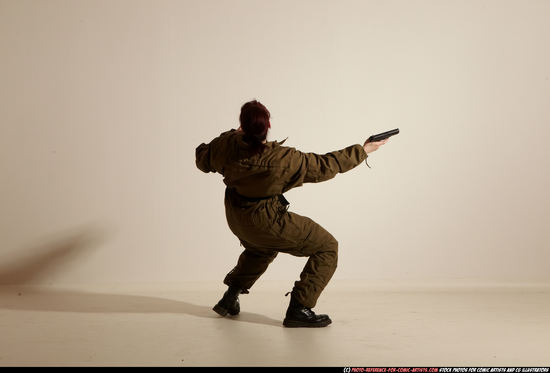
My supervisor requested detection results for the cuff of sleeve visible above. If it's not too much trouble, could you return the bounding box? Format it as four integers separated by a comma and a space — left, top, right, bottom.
356, 144, 370, 168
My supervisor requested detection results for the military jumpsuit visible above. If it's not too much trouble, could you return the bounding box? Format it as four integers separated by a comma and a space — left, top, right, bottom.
195, 129, 368, 308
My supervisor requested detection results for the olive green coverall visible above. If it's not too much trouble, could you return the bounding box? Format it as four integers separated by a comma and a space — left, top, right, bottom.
196, 129, 367, 308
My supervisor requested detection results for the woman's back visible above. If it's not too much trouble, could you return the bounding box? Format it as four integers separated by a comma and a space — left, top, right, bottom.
195, 128, 368, 198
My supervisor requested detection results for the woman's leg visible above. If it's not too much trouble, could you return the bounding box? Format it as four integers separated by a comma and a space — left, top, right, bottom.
278, 212, 339, 309
223, 242, 278, 292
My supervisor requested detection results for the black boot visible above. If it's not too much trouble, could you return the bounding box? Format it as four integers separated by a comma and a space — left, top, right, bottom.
283, 294, 332, 328
213, 286, 241, 316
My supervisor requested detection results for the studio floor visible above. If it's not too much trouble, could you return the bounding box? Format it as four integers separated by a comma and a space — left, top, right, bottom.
1, 281, 549, 367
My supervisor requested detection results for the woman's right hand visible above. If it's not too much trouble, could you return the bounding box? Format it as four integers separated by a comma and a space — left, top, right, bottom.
363, 138, 389, 154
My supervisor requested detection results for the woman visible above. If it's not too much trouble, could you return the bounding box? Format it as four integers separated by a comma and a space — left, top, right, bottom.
195, 100, 389, 327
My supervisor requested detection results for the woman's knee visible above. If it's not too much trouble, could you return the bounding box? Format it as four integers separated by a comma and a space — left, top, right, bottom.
323, 237, 338, 268
325, 235, 338, 254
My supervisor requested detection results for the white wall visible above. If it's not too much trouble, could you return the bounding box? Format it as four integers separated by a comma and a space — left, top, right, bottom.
1, 0, 549, 287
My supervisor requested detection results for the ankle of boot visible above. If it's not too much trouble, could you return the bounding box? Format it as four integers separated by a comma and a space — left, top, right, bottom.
227, 286, 242, 297
288, 294, 306, 309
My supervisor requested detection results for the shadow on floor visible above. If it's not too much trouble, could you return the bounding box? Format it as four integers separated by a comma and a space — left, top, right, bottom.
0, 227, 281, 327
0, 286, 282, 327
0, 226, 109, 285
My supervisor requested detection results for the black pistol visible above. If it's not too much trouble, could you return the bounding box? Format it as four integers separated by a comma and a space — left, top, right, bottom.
365, 128, 399, 168
367, 128, 399, 143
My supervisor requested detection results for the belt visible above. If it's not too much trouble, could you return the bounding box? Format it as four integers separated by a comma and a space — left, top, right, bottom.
229, 189, 289, 206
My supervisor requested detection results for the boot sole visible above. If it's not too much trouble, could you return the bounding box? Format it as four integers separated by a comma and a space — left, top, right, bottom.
283, 318, 332, 328
213, 304, 239, 317
212, 304, 228, 317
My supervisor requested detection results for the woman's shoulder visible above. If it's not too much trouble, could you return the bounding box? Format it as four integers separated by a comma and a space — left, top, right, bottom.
262, 139, 303, 165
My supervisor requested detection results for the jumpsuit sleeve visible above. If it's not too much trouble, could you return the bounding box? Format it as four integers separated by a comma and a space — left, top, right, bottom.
195, 129, 236, 174
284, 144, 368, 190
195, 143, 213, 173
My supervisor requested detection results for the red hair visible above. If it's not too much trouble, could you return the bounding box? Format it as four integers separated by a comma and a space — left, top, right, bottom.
239, 100, 270, 155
